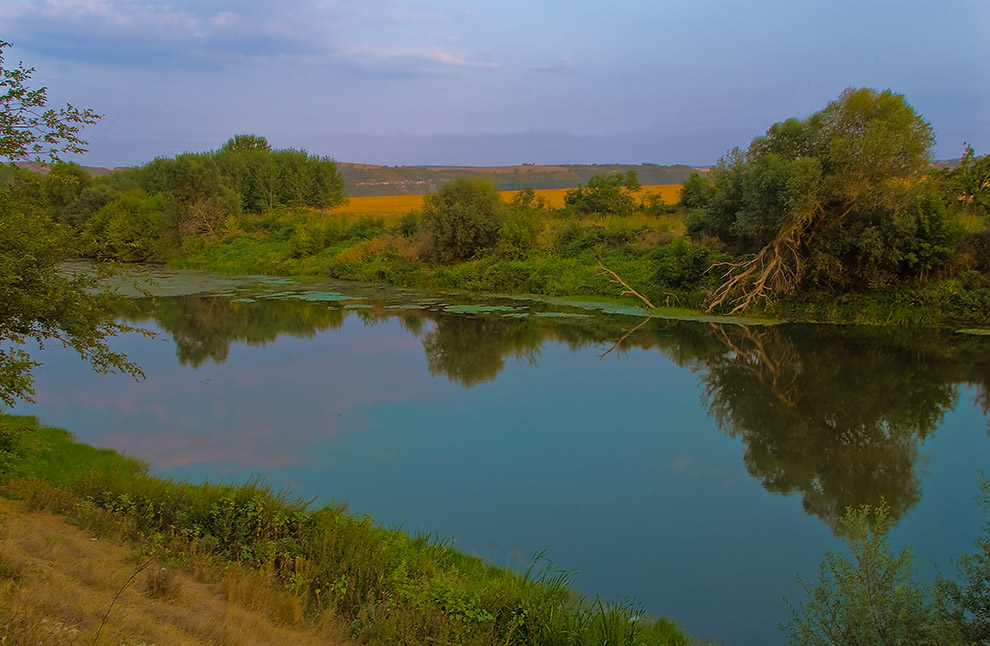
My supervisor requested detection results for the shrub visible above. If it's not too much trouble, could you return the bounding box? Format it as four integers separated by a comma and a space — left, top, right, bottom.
651, 238, 729, 289
423, 178, 505, 262
784, 502, 961, 646
84, 189, 178, 261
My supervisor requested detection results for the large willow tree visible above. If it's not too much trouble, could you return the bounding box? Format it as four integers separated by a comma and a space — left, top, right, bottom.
702, 88, 940, 313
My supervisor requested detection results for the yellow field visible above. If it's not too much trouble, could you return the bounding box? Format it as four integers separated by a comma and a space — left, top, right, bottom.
333, 185, 682, 221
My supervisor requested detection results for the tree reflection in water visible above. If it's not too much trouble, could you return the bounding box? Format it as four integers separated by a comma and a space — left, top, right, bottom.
128, 294, 990, 532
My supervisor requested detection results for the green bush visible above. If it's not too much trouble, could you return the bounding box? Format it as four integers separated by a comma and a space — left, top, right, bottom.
423, 178, 506, 262
651, 238, 728, 289
784, 502, 961, 646
84, 189, 177, 261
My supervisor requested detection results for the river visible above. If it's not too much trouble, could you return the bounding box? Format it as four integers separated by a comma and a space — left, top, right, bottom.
12, 267, 990, 645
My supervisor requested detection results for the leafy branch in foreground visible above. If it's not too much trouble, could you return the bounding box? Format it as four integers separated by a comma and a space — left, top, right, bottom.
784, 500, 962, 646
0, 40, 101, 163
0, 40, 141, 407
941, 475, 990, 644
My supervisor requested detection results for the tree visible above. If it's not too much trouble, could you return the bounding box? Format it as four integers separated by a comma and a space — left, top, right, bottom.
0, 40, 101, 162
84, 190, 176, 261
784, 502, 962, 646
0, 41, 140, 407
940, 476, 990, 644
940, 144, 990, 219
677, 172, 714, 209
701, 88, 937, 312
564, 171, 640, 216
422, 177, 506, 262
219, 133, 272, 154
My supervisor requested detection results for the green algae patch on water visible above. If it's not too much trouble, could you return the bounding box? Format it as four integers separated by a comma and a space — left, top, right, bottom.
284, 292, 359, 302
645, 307, 780, 326
956, 328, 990, 336
443, 304, 527, 314
531, 312, 593, 319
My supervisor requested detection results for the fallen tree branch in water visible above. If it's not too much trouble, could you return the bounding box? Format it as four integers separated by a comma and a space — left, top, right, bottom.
597, 262, 656, 310
599, 317, 651, 360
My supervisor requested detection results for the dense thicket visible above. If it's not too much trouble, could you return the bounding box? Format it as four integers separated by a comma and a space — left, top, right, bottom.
15, 134, 347, 262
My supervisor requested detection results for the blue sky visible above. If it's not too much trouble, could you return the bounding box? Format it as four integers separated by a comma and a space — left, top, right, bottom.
3, 0, 987, 167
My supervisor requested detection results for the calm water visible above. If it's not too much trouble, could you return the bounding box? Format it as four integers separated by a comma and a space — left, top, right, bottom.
12, 269, 990, 645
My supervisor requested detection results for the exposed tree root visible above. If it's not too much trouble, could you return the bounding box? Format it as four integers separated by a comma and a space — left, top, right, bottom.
706, 224, 805, 315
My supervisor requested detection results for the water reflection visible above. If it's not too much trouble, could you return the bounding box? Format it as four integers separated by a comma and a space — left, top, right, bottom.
699, 325, 955, 530
120, 294, 990, 532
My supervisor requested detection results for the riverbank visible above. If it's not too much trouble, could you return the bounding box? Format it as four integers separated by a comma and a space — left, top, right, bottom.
0, 495, 347, 645
0, 415, 689, 646
169, 238, 990, 330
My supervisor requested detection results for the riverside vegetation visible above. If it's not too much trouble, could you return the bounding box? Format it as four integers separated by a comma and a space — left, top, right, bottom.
0, 414, 688, 646
7, 89, 988, 329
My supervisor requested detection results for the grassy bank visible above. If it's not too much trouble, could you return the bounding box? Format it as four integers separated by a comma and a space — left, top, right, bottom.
0, 415, 689, 646
170, 206, 990, 329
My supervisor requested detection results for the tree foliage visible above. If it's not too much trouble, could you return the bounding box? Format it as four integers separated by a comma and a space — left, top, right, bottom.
677, 172, 714, 209
940, 144, 990, 220
0, 40, 101, 162
784, 502, 961, 646
0, 42, 140, 407
423, 177, 506, 262
84, 189, 176, 262
213, 135, 346, 213
699, 88, 939, 312
941, 476, 990, 644
564, 171, 641, 216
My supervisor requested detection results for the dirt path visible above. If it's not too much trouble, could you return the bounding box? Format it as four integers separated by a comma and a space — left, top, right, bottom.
0, 497, 343, 645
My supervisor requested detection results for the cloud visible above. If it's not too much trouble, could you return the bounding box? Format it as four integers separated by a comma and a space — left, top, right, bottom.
340, 45, 501, 75
0, 0, 338, 69
531, 55, 576, 73
1, 0, 499, 77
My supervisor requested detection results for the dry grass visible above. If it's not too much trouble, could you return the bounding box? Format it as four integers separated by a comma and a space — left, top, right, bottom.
331, 185, 683, 221
0, 497, 345, 646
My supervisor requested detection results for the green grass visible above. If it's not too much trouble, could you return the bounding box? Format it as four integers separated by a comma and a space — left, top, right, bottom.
164, 205, 990, 329
0, 415, 688, 646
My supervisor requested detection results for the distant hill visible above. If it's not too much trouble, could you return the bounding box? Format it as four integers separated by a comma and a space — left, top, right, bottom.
14, 159, 962, 198
13, 161, 120, 177
337, 163, 706, 196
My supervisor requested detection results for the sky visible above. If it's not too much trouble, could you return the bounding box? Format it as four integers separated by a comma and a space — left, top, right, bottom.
2, 0, 988, 167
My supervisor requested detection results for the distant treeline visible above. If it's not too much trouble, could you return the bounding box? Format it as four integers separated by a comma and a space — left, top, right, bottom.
338, 163, 702, 196
16, 160, 704, 197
